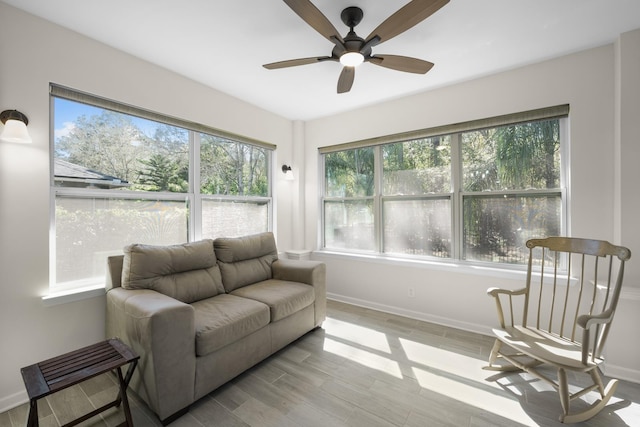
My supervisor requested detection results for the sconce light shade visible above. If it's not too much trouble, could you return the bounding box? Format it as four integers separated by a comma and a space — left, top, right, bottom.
0, 110, 32, 144
281, 164, 294, 181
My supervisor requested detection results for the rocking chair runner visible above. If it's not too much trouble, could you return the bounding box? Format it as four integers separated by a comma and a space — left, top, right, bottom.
485, 237, 631, 423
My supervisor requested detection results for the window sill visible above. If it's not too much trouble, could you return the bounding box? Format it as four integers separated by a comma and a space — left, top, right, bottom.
313, 249, 573, 284
42, 284, 106, 307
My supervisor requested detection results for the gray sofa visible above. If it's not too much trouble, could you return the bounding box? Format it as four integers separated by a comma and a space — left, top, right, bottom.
105, 232, 326, 423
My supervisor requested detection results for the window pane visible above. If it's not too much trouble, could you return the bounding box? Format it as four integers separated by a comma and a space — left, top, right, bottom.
51, 92, 274, 292
54, 98, 189, 192
201, 199, 269, 239
324, 200, 374, 251
200, 134, 268, 196
55, 196, 188, 287
320, 113, 565, 266
383, 198, 451, 257
383, 136, 451, 195
325, 147, 375, 197
462, 119, 560, 191
463, 194, 561, 264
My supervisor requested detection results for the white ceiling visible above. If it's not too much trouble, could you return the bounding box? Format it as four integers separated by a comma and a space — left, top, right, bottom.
4, 0, 640, 121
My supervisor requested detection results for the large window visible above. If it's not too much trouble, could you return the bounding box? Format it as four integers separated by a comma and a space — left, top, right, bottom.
321, 106, 566, 266
51, 85, 273, 293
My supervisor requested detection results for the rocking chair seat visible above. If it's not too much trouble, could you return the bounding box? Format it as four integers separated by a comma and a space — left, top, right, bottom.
493, 325, 602, 372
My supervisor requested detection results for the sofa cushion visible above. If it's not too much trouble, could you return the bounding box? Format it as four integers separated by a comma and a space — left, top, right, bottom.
214, 232, 278, 292
121, 240, 224, 304
230, 280, 315, 322
191, 294, 270, 356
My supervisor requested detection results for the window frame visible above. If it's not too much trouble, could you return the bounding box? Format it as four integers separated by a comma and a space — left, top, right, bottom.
49, 84, 274, 294
319, 106, 568, 268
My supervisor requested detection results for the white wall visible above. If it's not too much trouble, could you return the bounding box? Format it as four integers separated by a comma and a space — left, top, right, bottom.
0, 3, 294, 411
304, 36, 640, 381
612, 28, 640, 379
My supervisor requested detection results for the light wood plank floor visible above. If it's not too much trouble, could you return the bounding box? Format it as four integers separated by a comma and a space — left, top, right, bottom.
2, 300, 640, 426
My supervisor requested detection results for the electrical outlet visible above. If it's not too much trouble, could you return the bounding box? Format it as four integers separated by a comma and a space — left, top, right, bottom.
408, 287, 415, 298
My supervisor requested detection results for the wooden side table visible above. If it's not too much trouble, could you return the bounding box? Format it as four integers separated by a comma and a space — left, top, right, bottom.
20, 338, 139, 427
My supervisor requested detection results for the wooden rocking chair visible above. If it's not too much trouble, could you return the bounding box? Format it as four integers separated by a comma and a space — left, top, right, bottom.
485, 237, 631, 423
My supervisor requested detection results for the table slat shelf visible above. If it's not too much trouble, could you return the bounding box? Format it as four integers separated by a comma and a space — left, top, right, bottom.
21, 338, 139, 427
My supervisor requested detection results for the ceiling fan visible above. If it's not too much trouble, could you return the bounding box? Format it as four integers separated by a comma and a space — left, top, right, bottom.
263, 0, 450, 94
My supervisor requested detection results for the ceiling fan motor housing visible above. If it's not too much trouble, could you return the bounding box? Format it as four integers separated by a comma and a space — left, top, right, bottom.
335, 7, 370, 59
341, 6, 363, 28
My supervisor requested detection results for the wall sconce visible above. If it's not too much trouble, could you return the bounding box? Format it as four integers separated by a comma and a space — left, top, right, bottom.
0, 110, 32, 143
281, 164, 294, 181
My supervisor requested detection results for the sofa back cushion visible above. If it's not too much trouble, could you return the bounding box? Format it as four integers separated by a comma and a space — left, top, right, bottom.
214, 232, 278, 292
121, 239, 225, 303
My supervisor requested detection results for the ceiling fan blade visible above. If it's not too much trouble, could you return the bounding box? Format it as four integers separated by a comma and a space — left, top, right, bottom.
337, 67, 355, 94
263, 56, 332, 69
365, 0, 449, 46
283, 0, 344, 44
369, 55, 434, 74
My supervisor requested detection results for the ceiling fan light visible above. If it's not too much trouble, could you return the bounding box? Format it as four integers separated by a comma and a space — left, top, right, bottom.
340, 52, 364, 67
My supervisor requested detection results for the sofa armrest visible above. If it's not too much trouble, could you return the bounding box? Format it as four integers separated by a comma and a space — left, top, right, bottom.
106, 287, 195, 421
105, 255, 124, 290
272, 259, 326, 327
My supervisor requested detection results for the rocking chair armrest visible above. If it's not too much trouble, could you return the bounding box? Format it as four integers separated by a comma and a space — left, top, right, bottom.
577, 309, 614, 329
578, 309, 615, 365
487, 287, 527, 298
487, 287, 528, 328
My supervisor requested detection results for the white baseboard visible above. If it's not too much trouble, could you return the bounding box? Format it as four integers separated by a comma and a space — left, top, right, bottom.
621, 287, 640, 301
604, 363, 640, 384
327, 293, 494, 337
0, 390, 28, 414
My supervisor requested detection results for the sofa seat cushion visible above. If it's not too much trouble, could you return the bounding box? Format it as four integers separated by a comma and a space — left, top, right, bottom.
192, 294, 270, 357
230, 280, 315, 322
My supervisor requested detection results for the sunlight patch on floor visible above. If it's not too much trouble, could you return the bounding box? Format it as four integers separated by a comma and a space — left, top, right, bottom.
399, 337, 503, 390
412, 366, 539, 427
323, 317, 392, 354
499, 382, 525, 397
611, 400, 640, 425
323, 337, 403, 378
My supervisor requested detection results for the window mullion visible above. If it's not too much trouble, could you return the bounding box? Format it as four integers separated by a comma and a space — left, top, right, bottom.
319, 156, 326, 249
559, 117, 569, 237
450, 133, 462, 260
190, 131, 201, 242
374, 145, 383, 253
267, 150, 274, 232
